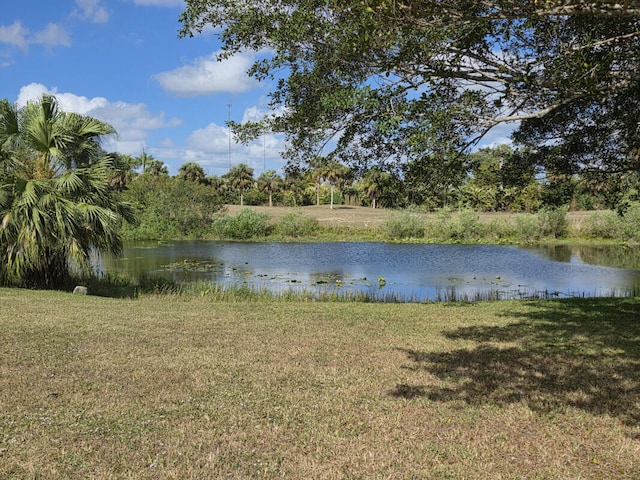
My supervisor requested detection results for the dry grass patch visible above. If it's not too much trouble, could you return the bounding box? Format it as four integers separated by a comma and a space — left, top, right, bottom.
225, 204, 597, 231
226, 204, 390, 229
1, 289, 639, 479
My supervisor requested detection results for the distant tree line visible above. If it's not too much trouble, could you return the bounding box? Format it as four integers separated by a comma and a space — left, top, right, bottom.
114, 144, 640, 221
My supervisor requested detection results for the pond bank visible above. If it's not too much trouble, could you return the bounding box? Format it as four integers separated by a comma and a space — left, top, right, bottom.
203, 205, 640, 245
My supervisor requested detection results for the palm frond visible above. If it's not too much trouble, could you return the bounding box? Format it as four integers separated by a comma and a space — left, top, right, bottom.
19, 179, 42, 207
54, 170, 85, 194
0, 182, 11, 210
0, 99, 21, 152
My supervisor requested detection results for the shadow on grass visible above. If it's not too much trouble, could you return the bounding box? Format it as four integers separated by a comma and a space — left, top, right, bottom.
391, 298, 640, 429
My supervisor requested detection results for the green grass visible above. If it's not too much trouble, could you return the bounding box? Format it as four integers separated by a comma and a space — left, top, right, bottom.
1, 289, 639, 479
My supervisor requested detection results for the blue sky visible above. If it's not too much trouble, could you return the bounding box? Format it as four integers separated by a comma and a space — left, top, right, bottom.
1, 0, 513, 176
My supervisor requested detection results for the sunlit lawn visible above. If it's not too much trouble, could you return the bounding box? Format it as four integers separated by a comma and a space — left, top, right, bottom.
1, 288, 639, 479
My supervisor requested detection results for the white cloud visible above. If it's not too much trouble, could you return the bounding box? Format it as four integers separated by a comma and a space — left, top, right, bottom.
0, 22, 29, 51
94, 101, 182, 140
184, 116, 286, 175
0, 21, 71, 51
187, 123, 231, 152
240, 103, 287, 125
16, 83, 182, 156
15, 83, 286, 175
31, 23, 72, 49
474, 122, 518, 150
153, 51, 259, 97
241, 106, 266, 124
0, 55, 12, 68
73, 0, 110, 23
16, 83, 104, 111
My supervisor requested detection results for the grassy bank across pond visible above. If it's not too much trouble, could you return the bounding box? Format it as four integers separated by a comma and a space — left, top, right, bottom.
1, 288, 639, 479
220, 205, 640, 244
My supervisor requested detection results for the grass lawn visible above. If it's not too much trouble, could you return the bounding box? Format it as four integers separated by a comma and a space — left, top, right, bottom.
1, 289, 639, 479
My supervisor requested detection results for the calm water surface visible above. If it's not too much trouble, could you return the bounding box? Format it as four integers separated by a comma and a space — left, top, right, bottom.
99, 242, 640, 301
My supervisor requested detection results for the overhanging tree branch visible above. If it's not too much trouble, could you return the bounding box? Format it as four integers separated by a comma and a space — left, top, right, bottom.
181, 0, 640, 176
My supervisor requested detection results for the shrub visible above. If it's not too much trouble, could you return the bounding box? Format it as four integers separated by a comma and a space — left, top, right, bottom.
583, 210, 621, 239
381, 212, 425, 239
121, 176, 223, 240
581, 204, 640, 242
424, 208, 453, 239
276, 211, 320, 237
620, 203, 640, 242
427, 208, 483, 242
537, 207, 568, 239
513, 213, 541, 242
450, 209, 484, 241
211, 208, 270, 239
483, 218, 513, 243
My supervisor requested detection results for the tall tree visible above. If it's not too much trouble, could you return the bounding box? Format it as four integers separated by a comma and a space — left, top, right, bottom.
108, 153, 142, 191
308, 156, 329, 206
257, 169, 283, 207
0, 95, 136, 288
359, 168, 394, 209
320, 161, 350, 209
403, 152, 469, 208
283, 164, 308, 206
466, 145, 538, 210
225, 163, 254, 206
180, 1, 640, 179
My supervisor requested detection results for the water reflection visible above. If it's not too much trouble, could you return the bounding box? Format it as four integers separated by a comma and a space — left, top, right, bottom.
530, 244, 640, 271
99, 241, 640, 301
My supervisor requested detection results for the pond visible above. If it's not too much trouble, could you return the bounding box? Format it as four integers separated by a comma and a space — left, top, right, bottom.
97, 241, 640, 301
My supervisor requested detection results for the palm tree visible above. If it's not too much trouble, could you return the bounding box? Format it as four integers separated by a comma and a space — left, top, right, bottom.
0, 95, 136, 288
144, 159, 169, 176
177, 161, 206, 184
320, 161, 349, 209
108, 153, 141, 191
308, 156, 329, 206
257, 169, 282, 207
360, 168, 391, 209
207, 174, 224, 192
283, 168, 306, 207
225, 163, 254, 206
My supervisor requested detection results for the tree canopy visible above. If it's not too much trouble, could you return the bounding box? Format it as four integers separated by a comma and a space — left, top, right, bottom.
179, 0, 640, 178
